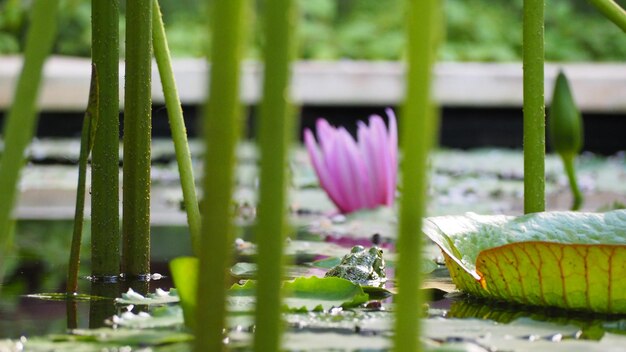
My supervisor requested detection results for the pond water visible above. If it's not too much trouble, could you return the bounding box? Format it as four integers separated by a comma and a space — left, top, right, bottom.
1, 140, 625, 350
0, 221, 180, 340
3, 218, 626, 351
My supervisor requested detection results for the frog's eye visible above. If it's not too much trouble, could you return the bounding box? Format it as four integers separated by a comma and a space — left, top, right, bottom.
351, 245, 365, 253
368, 247, 380, 256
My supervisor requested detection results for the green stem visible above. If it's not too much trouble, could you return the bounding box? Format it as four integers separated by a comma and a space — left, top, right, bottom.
254, 0, 295, 351
91, 0, 120, 278
67, 65, 99, 294
196, 0, 246, 350
152, 0, 201, 253
67, 121, 90, 293
394, 0, 439, 351
122, 0, 153, 278
523, 0, 546, 214
0, 0, 59, 283
562, 153, 583, 211
587, 0, 626, 32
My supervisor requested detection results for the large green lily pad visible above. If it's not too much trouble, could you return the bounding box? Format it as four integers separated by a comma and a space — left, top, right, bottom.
423, 209, 626, 313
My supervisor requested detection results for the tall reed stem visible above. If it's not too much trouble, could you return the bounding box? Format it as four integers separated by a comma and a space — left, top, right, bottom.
122, 0, 153, 278
152, 0, 201, 253
91, 0, 121, 278
196, 0, 246, 350
394, 0, 438, 351
587, 0, 626, 32
523, 0, 546, 214
254, 0, 296, 351
0, 0, 59, 283
67, 65, 99, 294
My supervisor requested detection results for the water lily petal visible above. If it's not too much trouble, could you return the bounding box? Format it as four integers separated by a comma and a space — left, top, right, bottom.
357, 120, 383, 206
336, 127, 370, 211
369, 115, 393, 205
323, 141, 353, 212
304, 128, 348, 212
385, 108, 398, 205
304, 111, 398, 214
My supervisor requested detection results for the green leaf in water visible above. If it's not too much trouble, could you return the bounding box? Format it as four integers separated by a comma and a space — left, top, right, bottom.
112, 305, 184, 329
311, 257, 342, 269
423, 209, 626, 313
230, 276, 370, 312
171, 256, 370, 326
115, 288, 179, 305
230, 262, 320, 280
26, 292, 108, 302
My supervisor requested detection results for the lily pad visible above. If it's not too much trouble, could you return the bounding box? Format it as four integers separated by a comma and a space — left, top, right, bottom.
25, 293, 108, 302
230, 276, 370, 312
237, 240, 353, 260
171, 257, 370, 325
423, 209, 626, 313
111, 306, 184, 329
115, 288, 179, 306
230, 262, 322, 279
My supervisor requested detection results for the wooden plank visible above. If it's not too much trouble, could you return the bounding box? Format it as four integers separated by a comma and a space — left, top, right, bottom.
1, 56, 625, 112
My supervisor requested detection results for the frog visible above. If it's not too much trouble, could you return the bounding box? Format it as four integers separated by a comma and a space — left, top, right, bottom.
324, 245, 386, 287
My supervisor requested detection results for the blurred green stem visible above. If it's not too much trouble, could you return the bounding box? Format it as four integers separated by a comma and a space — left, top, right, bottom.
122, 0, 153, 278
152, 0, 201, 253
523, 0, 546, 214
587, 0, 626, 32
562, 153, 583, 210
67, 65, 99, 294
196, 0, 246, 350
0, 0, 59, 283
254, 0, 296, 351
394, 0, 439, 351
90, 0, 120, 278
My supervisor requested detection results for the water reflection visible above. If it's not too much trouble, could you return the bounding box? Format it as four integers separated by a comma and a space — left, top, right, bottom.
0, 220, 182, 338
445, 296, 626, 340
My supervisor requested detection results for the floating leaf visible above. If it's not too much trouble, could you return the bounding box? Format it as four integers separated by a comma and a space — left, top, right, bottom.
115, 288, 179, 305
171, 257, 369, 326
111, 306, 184, 329
229, 276, 370, 312
423, 210, 626, 313
310, 257, 342, 269
307, 207, 397, 240
49, 328, 192, 346
230, 262, 322, 279
237, 240, 352, 260
26, 293, 108, 302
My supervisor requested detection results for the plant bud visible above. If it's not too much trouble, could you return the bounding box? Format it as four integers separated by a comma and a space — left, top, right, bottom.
548, 71, 583, 157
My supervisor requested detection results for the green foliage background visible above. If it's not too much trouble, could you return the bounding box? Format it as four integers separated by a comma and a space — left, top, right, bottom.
1, 0, 625, 61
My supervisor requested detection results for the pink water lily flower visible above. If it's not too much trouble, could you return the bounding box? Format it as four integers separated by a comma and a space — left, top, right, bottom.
304, 108, 398, 214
